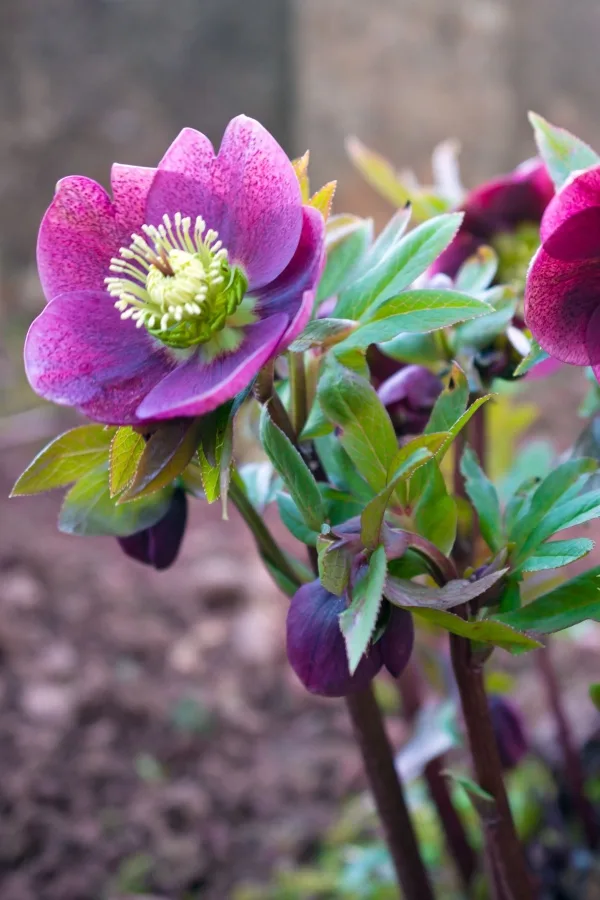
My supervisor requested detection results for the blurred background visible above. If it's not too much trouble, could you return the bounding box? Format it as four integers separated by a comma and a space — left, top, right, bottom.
1, 2, 600, 898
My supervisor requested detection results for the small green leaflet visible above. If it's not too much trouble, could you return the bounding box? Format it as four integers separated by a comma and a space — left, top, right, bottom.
512, 338, 549, 377
11, 425, 115, 496
496, 567, 600, 635
317, 216, 373, 304
412, 460, 457, 555
442, 771, 494, 805
317, 537, 353, 596
260, 405, 324, 531
334, 290, 492, 353
529, 112, 600, 190
109, 427, 146, 497
461, 446, 503, 552
317, 362, 398, 493
410, 607, 541, 652
454, 246, 498, 293
59, 465, 173, 537
339, 545, 387, 674
519, 538, 594, 573
119, 418, 203, 502
425, 364, 468, 434
276, 493, 319, 546
196, 402, 234, 506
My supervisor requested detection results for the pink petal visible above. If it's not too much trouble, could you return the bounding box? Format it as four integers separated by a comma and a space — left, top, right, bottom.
37, 177, 122, 301
463, 159, 553, 238
588, 305, 600, 380
136, 314, 289, 420
110, 162, 156, 230
24, 291, 176, 425
524, 207, 600, 365
540, 165, 600, 242
147, 116, 302, 290
524, 355, 563, 381
255, 205, 325, 314
277, 291, 315, 350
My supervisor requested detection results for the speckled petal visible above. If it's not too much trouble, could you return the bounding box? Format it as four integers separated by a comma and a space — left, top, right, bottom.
110, 162, 156, 229
286, 581, 383, 698
540, 165, 600, 242
525, 207, 600, 365
37, 177, 124, 301
147, 116, 303, 290
24, 291, 176, 424
136, 313, 289, 420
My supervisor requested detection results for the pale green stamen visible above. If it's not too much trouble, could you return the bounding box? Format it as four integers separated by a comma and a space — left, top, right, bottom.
105, 213, 248, 349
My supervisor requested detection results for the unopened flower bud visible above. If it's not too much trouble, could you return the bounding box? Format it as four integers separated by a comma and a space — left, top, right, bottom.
117, 488, 188, 570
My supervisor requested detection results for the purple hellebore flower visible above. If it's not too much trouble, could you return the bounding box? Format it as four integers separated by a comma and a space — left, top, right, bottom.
525, 165, 600, 379
286, 579, 414, 698
25, 116, 325, 424
488, 694, 529, 771
117, 487, 188, 570
432, 158, 554, 280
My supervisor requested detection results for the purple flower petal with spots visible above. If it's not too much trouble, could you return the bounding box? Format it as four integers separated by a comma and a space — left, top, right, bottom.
27, 116, 324, 424
540, 165, 600, 242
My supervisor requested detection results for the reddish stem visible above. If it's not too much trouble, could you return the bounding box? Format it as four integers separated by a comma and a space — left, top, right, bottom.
537, 641, 598, 849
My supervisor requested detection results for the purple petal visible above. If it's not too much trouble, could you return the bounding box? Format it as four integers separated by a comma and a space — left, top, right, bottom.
286, 580, 383, 698
136, 314, 289, 420
110, 162, 156, 229
118, 488, 188, 570
379, 606, 414, 678
524, 355, 563, 381
525, 207, 600, 365
277, 291, 315, 351
377, 365, 442, 410
37, 177, 123, 301
256, 206, 325, 314
540, 165, 600, 242
147, 116, 303, 290
24, 291, 176, 424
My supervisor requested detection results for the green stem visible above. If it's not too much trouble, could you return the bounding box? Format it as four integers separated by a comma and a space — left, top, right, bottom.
288, 351, 308, 436
229, 469, 301, 590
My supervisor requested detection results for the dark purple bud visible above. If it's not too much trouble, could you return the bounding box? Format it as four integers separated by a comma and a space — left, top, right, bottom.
377, 365, 442, 436
378, 606, 414, 678
286, 580, 383, 697
489, 694, 529, 771
117, 488, 188, 571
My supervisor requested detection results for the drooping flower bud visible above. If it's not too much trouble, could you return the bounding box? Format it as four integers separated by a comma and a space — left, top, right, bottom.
378, 606, 415, 678
489, 694, 529, 771
117, 488, 188, 570
286, 580, 383, 697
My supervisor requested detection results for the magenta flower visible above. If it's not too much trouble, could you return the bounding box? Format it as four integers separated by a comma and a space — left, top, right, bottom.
432, 159, 554, 281
25, 116, 325, 424
524, 165, 600, 377
286, 580, 414, 698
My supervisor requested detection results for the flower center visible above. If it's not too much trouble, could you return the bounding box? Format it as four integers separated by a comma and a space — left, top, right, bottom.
492, 222, 541, 291
105, 213, 248, 349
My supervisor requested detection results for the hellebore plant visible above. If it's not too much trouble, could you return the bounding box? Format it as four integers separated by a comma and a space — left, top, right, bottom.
13, 112, 600, 900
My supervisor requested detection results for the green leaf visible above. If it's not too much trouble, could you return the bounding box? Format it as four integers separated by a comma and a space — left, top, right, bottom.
334, 290, 492, 352
512, 338, 549, 377
289, 317, 357, 352
436, 395, 494, 462
519, 489, 600, 558
453, 298, 517, 352
59, 465, 173, 537
276, 493, 319, 546
519, 538, 594, 573
529, 112, 600, 190
461, 446, 503, 552
335, 214, 463, 319
260, 405, 325, 531
317, 536, 354, 596
314, 434, 374, 503
361, 206, 412, 270
385, 568, 508, 611
317, 362, 398, 492
412, 460, 457, 555
317, 216, 373, 303
11, 425, 115, 496
425, 364, 469, 434
454, 246, 498, 293
196, 402, 234, 505
442, 770, 494, 805
339, 545, 387, 674
109, 427, 146, 497
120, 419, 203, 502
589, 684, 600, 712
361, 446, 433, 549
378, 331, 441, 366
496, 567, 600, 635
239, 462, 281, 511
510, 458, 597, 560
410, 607, 541, 651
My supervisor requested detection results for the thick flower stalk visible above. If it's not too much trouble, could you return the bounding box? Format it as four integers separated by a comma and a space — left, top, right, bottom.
433, 158, 554, 284
525, 165, 600, 378
25, 116, 325, 423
